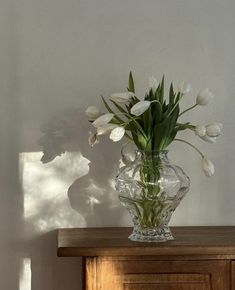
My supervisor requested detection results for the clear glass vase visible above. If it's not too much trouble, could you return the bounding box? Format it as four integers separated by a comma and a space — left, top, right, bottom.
116, 150, 190, 242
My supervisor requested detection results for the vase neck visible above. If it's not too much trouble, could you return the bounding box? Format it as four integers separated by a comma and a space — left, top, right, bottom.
136, 150, 169, 163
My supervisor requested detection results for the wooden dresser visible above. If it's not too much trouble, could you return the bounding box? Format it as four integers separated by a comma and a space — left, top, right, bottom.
57, 227, 235, 290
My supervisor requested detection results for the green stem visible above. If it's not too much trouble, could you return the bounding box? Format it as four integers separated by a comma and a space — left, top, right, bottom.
179, 104, 197, 117
174, 138, 204, 158
164, 95, 183, 119
124, 133, 133, 141
115, 112, 147, 140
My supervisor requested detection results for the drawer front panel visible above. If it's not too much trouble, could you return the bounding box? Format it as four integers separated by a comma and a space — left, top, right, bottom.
86, 258, 230, 290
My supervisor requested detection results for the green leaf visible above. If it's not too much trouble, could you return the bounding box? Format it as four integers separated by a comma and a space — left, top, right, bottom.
101, 96, 124, 124
152, 117, 171, 150
163, 105, 179, 147
152, 101, 162, 124
159, 75, 164, 104
128, 71, 135, 93
169, 83, 175, 108
155, 85, 161, 101
152, 104, 179, 150
110, 100, 128, 114
175, 92, 181, 103
137, 133, 148, 150
142, 105, 152, 137
148, 89, 154, 101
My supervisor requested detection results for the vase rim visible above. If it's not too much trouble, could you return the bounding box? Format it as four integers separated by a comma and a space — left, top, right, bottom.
136, 149, 169, 154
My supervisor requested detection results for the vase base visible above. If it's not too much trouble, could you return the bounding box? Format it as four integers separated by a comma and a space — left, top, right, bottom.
129, 225, 174, 242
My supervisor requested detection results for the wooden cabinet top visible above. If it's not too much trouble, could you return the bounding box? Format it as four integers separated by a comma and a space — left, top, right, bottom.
57, 226, 235, 257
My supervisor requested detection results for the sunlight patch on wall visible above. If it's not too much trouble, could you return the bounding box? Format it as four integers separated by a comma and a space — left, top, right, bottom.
20, 151, 90, 233
19, 258, 31, 290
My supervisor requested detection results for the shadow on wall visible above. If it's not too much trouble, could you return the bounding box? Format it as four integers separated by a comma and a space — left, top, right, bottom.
20, 108, 129, 290
37, 107, 128, 227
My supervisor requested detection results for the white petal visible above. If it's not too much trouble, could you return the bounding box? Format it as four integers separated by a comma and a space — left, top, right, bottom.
110, 92, 134, 103
148, 76, 159, 92
130, 101, 151, 116
199, 135, 217, 143
109, 127, 125, 142
196, 88, 214, 105
206, 123, 222, 137
195, 125, 206, 137
92, 113, 114, 128
202, 157, 215, 177
85, 106, 101, 120
97, 124, 117, 135
178, 81, 192, 95
88, 133, 99, 147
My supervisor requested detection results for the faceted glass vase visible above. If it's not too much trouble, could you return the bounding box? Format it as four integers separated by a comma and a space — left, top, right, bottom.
115, 150, 190, 242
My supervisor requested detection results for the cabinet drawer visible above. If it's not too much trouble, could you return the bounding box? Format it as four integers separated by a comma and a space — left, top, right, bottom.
92, 259, 230, 290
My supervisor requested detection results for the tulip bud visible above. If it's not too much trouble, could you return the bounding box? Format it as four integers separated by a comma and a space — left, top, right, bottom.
85, 106, 101, 120
178, 81, 192, 95
97, 124, 117, 135
202, 157, 215, 177
195, 125, 206, 137
196, 88, 214, 105
130, 101, 151, 116
148, 76, 159, 92
206, 123, 223, 137
109, 126, 125, 142
88, 133, 99, 147
92, 113, 114, 128
199, 135, 217, 143
110, 92, 134, 103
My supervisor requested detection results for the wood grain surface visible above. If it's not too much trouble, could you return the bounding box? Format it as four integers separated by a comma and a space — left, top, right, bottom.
57, 226, 235, 257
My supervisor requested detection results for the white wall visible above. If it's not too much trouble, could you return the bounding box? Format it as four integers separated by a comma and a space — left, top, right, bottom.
1, 0, 235, 289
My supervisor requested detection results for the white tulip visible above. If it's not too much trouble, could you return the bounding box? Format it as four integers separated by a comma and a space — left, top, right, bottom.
85, 106, 101, 120
206, 123, 223, 137
110, 92, 134, 103
88, 133, 99, 147
109, 126, 125, 142
202, 157, 215, 177
178, 81, 192, 95
148, 76, 159, 92
199, 135, 217, 143
97, 124, 117, 135
92, 113, 114, 128
196, 88, 214, 105
195, 125, 206, 137
130, 100, 151, 116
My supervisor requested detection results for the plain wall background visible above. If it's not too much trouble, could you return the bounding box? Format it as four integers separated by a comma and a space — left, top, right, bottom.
0, 0, 234, 289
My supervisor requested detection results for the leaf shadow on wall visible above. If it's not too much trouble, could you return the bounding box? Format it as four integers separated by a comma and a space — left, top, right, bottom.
39, 107, 128, 227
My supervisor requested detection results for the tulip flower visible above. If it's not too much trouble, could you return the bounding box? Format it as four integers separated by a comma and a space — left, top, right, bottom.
195, 125, 206, 137
148, 76, 159, 92
85, 106, 101, 120
88, 133, 99, 147
199, 135, 217, 143
130, 100, 151, 116
202, 157, 215, 177
196, 88, 214, 105
92, 113, 114, 128
206, 123, 223, 137
178, 81, 192, 95
97, 124, 117, 135
110, 92, 134, 103
109, 126, 125, 142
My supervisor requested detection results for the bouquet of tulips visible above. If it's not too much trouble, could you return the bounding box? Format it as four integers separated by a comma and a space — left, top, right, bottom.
86, 72, 222, 177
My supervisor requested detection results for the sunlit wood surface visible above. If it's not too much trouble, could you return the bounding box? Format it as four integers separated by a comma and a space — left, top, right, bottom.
58, 227, 235, 289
